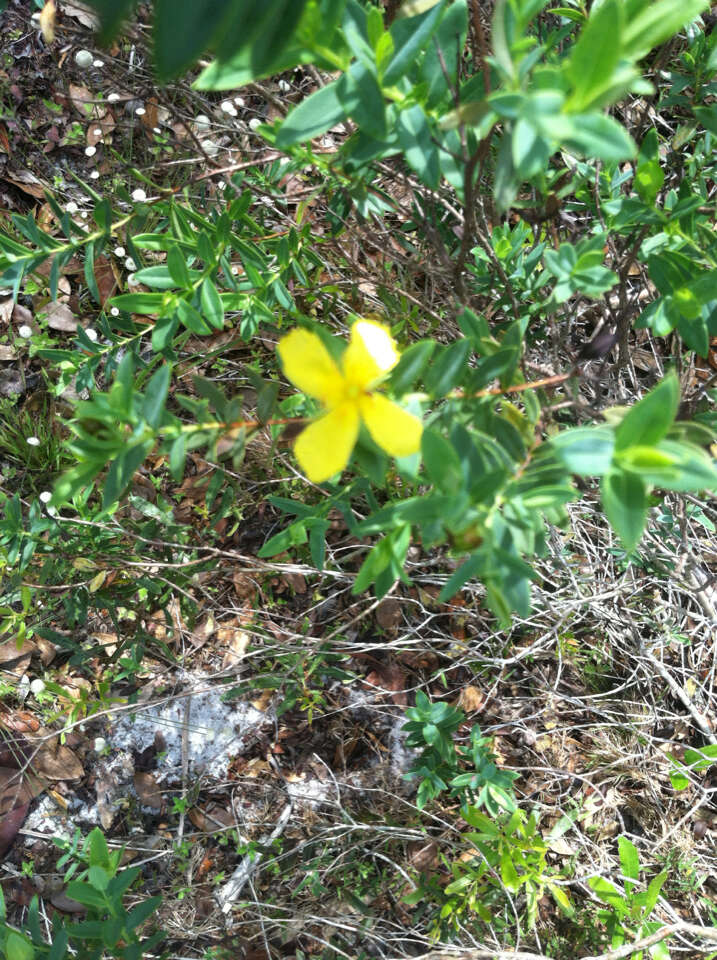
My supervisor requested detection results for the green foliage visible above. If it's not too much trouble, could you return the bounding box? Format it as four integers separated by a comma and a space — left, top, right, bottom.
588, 837, 670, 960
402, 691, 517, 812
0, 828, 163, 960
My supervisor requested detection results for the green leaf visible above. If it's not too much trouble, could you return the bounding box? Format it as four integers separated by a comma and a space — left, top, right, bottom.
556, 113, 636, 163
622, 0, 708, 60
550, 426, 615, 476
169, 434, 187, 481
142, 364, 171, 429
438, 550, 487, 602
276, 79, 348, 147
84, 0, 138, 43
618, 836, 640, 889
176, 299, 213, 335
200, 278, 225, 330
103, 441, 154, 508
424, 338, 472, 396
338, 64, 386, 140
384, 0, 445, 85
615, 374, 679, 451
5, 933, 34, 960
566, 0, 622, 112
422, 430, 463, 493
167, 244, 191, 288
601, 470, 647, 552
153, 0, 236, 81
389, 339, 436, 393
397, 105, 440, 189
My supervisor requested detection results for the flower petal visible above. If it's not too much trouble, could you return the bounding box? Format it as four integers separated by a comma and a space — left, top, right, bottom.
294, 402, 360, 483
342, 319, 400, 389
359, 393, 423, 458
277, 328, 344, 405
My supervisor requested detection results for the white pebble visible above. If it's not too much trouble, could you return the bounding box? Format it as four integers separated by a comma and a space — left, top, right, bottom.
93, 127, 102, 136
85, 145, 97, 157
233, 97, 245, 108
135, 107, 145, 116
114, 245, 125, 257
90, 171, 100, 180
127, 273, 137, 285
278, 79, 291, 93
39, 491, 52, 503
201, 139, 219, 157
248, 117, 262, 131
110, 307, 120, 317
27, 437, 41, 447
93, 737, 107, 752
107, 93, 120, 103
194, 114, 210, 132
131, 188, 146, 202
18, 324, 33, 338
153, 127, 161, 134
93, 59, 105, 68
65, 201, 78, 214
84, 328, 98, 342
220, 100, 237, 117
74, 50, 93, 69
124, 257, 137, 271
30, 679, 45, 695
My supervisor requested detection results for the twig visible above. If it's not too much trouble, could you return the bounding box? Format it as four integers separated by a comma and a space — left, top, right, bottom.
216, 800, 293, 912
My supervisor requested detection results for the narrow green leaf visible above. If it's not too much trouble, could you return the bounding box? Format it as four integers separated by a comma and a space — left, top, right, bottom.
601, 470, 647, 552
567, 0, 622, 112
200, 278, 225, 330
142, 363, 171, 429
615, 374, 679, 450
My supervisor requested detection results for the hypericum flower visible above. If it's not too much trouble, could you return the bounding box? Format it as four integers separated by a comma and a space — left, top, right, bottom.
278, 320, 422, 483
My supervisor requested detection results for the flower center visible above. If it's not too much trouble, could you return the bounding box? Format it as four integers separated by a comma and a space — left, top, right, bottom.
344, 382, 362, 402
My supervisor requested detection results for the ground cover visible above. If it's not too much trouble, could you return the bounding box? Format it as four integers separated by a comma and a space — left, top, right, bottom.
0, 2, 716, 959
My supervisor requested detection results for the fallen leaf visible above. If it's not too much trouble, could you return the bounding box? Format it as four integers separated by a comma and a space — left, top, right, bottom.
39, 0, 56, 42
61, 0, 99, 29
134, 771, 163, 809
0, 638, 38, 674
0, 345, 16, 360
5, 170, 46, 199
0, 298, 14, 324
375, 597, 402, 631
458, 685, 485, 713
43, 300, 77, 332
35, 742, 83, 780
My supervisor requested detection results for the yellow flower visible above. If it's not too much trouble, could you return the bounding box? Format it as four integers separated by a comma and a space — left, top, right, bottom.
277, 319, 423, 483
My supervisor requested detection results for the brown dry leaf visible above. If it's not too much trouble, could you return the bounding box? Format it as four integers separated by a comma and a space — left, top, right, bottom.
0, 297, 14, 325
5, 170, 46, 199
86, 112, 115, 147
68, 84, 96, 118
251, 689, 273, 712
375, 597, 402, 631
35, 742, 83, 781
0, 638, 38, 674
0, 123, 10, 154
282, 572, 307, 594
458, 685, 485, 713
233, 571, 257, 603
0, 345, 16, 361
134, 771, 163, 810
12, 302, 33, 326
365, 662, 407, 706
219, 624, 250, 668
140, 98, 159, 132
44, 300, 78, 332
39, 0, 57, 41
92, 255, 117, 304
62, 0, 99, 28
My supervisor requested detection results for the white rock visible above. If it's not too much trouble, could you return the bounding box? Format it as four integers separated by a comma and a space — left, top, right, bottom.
30, 679, 45, 695
131, 188, 146, 202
